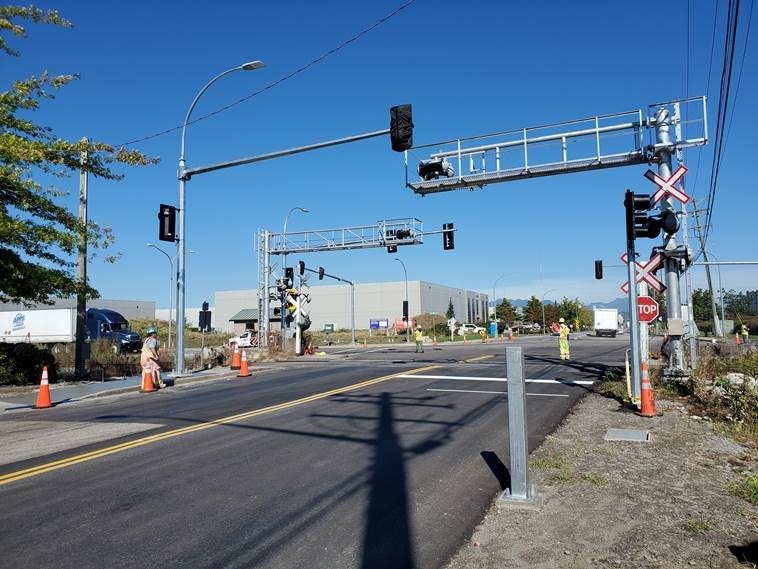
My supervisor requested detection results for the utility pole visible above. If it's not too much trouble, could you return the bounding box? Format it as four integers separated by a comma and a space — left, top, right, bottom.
691, 202, 723, 337
75, 139, 88, 380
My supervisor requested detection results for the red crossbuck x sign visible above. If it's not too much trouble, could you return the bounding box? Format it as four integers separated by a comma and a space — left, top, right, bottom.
620, 252, 666, 294
644, 164, 690, 204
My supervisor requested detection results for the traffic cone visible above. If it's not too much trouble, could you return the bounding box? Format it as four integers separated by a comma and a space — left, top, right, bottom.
638, 361, 657, 417
735, 333, 741, 346
34, 366, 53, 409
139, 365, 155, 393
230, 347, 241, 370
237, 349, 251, 377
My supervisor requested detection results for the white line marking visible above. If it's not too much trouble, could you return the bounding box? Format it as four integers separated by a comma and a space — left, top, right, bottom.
396, 374, 594, 385
427, 388, 569, 397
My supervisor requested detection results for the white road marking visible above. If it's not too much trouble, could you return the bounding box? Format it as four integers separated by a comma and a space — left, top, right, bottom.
396, 374, 594, 385
426, 388, 568, 397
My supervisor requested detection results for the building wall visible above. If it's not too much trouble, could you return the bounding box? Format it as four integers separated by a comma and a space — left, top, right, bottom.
211, 282, 487, 333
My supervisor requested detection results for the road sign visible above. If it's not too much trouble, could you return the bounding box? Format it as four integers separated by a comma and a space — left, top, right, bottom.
637, 295, 659, 323
620, 252, 666, 293
645, 164, 691, 204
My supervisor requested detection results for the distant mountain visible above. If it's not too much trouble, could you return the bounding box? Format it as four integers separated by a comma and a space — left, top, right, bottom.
587, 298, 629, 317
489, 298, 529, 308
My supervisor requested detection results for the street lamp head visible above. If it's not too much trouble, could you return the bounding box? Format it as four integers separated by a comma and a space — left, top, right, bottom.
241, 60, 265, 71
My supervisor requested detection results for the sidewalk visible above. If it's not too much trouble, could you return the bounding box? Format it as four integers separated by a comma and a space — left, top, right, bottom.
0, 366, 241, 411
446, 393, 757, 569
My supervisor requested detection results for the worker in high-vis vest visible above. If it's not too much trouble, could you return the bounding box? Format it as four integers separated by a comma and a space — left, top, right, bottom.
414, 326, 424, 353
558, 317, 570, 361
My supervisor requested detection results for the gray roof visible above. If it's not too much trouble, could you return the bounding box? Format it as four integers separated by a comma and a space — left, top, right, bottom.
229, 309, 259, 322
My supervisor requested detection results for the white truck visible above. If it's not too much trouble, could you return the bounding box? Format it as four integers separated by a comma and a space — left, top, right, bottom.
593, 308, 619, 338
0, 307, 142, 352
229, 329, 258, 348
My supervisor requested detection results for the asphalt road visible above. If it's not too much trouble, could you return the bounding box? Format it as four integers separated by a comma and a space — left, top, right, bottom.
0, 334, 627, 569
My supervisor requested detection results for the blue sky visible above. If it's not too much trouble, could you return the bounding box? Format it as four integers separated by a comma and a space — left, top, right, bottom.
6, 0, 757, 309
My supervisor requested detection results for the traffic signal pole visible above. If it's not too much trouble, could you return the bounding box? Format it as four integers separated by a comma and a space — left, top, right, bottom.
654, 108, 686, 378
625, 190, 642, 403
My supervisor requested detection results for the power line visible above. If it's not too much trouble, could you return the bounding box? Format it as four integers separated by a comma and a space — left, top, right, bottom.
116, 0, 417, 148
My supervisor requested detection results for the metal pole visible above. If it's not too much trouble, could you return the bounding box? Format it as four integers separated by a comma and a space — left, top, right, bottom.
75, 140, 88, 380
626, 231, 642, 403
692, 203, 722, 336
351, 282, 356, 345
282, 207, 309, 350
395, 258, 409, 344
654, 108, 686, 378
295, 272, 302, 356
176, 62, 264, 375
501, 346, 538, 502
262, 230, 270, 348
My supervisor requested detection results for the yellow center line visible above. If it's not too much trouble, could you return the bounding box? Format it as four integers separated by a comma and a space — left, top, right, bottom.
0, 365, 439, 486
464, 355, 494, 363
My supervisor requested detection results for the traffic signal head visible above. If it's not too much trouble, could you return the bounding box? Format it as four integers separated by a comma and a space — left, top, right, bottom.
389, 104, 413, 152
443, 223, 455, 250
158, 204, 177, 242
298, 260, 305, 276
594, 260, 603, 280
202, 301, 209, 311
625, 191, 655, 241
402, 300, 409, 322
284, 267, 294, 287
318, 267, 325, 280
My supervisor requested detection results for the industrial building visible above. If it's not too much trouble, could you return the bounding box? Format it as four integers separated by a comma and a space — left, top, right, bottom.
213, 281, 488, 334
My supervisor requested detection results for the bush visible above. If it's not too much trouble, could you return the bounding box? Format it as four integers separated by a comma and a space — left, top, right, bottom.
0, 343, 58, 386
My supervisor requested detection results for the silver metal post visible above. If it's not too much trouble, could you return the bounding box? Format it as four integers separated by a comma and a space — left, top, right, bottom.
176, 61, 264, 375
501, 346, 538, 502
350, 282, 356, 345
262, 230, 270, 348
395, 258, 409, 344
627, 244, 642, 403
282, 207, 309, 350
75, 140, 88, 380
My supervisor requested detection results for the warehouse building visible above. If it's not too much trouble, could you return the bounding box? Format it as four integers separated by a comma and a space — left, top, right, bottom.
214, 281, 488, 334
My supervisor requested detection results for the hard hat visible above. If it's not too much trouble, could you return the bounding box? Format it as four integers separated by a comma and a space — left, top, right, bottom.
146, 326, 157, 335
559, 318, 565, 323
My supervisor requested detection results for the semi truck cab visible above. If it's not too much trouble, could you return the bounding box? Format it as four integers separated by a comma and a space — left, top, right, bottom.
86, 308, 142, 352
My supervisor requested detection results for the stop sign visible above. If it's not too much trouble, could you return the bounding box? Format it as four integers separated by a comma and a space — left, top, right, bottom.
637, 295, 659, 323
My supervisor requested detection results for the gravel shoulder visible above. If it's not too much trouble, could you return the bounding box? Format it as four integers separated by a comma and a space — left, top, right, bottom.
446, 393, 758, 569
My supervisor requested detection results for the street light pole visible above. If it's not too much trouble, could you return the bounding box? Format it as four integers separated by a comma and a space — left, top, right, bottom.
176, 60, 264, 375
541, 288, 557, 335
395, 258, 409, 344
148, 244, 195, 352
282, 206, 309, 349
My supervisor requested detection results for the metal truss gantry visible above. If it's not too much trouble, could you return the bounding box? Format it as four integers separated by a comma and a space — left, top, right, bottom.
256, 218, 423, 346
405, 97, 707, 195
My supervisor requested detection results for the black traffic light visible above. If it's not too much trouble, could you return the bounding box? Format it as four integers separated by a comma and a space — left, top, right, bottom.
387, 245, 398, 254
594, 260, 603, 280
402, 300, 409, 322
284, 267, 294, 287
202, 301, 209, 311
389, 104, 413, 152
443, 223, 455, 250
298, 260, 305, 276
158, 204, 177, 242
318, 267, 325, 280
198, 309, 211, 330
273, 306, 281, 317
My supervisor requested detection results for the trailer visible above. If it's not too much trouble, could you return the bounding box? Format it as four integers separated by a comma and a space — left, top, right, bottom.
593, 308, 619, 338
0, 308, 142, 352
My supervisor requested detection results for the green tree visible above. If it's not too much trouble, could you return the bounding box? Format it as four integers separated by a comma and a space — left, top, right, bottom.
0, 6, 157, 305
495, 298, 517, 325
543, 302, 560, 325
692, 288, 713, 321
723, 289, 756, 317
557, 297, 587, 328
446, 298, 455, 319
523, 295, 542, 324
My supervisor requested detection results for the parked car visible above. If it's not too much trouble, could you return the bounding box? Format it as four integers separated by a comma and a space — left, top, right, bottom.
229, 330, 258, 348
457, 323, 485, 336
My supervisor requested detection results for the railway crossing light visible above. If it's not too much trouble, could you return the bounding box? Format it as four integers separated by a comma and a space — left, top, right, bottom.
443, 223, 455, 250
284, 267, 294, 287
389, 104, 413, 152
298, 260, 305, 276
418, 158, 454, 181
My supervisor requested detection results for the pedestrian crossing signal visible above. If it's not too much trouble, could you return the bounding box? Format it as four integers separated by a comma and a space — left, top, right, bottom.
158, 204, 177, 242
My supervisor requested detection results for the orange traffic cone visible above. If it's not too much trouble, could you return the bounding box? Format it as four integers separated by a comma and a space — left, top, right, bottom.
735, 333, 741, 346
140, 365, 156, 393
34, 366, 52, 409
638, 361, 657, 417
237, 350, 251, 377
230, 347, 241, 370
